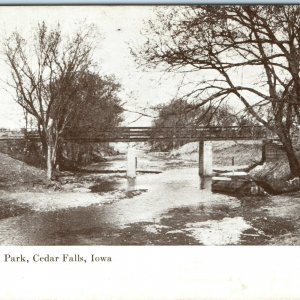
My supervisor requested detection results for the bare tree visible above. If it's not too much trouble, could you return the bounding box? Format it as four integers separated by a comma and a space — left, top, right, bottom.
4, 22, 95, 180
133, 5, 300, 176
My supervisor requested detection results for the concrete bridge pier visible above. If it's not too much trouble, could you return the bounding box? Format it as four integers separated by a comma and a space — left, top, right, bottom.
127, 144, 136, 178
198, 140, 213, 178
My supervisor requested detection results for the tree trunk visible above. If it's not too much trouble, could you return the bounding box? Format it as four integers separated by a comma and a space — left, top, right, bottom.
38, 123, 47, 156
46, 119, 55, 181
46, 140, 59, 180
56, 143, 63, 171
47, 143, 53, 180
279, 132, 300, 177
284, 143, 300, 177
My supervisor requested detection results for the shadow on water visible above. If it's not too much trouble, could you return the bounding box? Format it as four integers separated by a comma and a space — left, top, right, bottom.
0, 205, 117, 245
90, 181, 120, 193
0, 200, 31, 220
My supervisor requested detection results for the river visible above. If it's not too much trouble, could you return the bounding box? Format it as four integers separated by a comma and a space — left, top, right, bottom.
0, 149, 299, 245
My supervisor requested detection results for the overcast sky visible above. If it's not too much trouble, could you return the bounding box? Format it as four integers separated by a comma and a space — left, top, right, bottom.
0, 5, 184, 128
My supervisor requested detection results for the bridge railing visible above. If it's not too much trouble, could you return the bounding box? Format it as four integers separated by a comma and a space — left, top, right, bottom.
81, 126, 268, 141
1, 126, 271, 142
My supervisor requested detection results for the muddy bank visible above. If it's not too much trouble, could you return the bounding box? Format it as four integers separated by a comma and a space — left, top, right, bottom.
43, 191, 300, 246
0, 152, 46, 191
250, 159, 300, 194
0, 146, 299, 246
0, 166, 149, 219
0, 200, 31, 220
1, 149, 300, 245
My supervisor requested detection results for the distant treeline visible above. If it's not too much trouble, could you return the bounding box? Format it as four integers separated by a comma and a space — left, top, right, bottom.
151, 99, 257, 151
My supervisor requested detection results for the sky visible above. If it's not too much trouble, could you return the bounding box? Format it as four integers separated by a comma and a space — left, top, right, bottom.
0, 5, 268, 130
0, 5, 183, 129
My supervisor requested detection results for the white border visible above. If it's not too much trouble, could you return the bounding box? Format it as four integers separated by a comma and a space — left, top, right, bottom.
0, 3, 300, 300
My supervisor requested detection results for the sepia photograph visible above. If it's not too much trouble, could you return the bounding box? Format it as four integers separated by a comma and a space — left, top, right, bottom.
0, 4, 300, 248
1, 3, 300, 299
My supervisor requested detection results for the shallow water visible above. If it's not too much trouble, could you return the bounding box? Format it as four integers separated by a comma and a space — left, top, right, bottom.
0, 150, 298, 245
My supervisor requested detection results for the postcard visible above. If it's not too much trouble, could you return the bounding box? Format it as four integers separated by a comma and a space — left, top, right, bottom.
0, 4, 300, 299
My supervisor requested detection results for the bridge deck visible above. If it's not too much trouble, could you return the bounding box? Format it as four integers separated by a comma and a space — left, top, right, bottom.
0, 126, 271, 142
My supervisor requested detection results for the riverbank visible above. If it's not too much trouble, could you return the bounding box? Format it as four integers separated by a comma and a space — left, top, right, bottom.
168, 140, 300, 194
250, 158, 300, 194
1, 139, 299, 196
0, 152, 133, 215
0, 152, 46, 191
168, 140, 262, 168
1, 150, 300, 245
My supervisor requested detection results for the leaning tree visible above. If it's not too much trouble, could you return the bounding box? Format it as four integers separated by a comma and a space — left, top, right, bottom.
134, 5, 300, 176
4, 22, 96, 180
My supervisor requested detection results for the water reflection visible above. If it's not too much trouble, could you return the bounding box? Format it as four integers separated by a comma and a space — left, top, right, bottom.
199, 176, 212, 190
127, 177, 136, 191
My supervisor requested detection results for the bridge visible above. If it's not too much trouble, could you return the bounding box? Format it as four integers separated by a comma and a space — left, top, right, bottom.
68, 126, 270, 142
0, 125, 272, 181
0, 125, 270, 142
